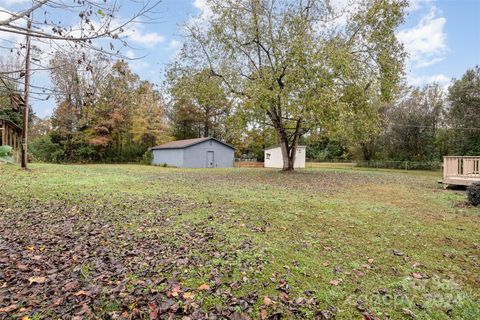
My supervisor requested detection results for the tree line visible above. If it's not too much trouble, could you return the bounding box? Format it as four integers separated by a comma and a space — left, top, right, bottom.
18, 56, 478, 165
0, 0, 478, 168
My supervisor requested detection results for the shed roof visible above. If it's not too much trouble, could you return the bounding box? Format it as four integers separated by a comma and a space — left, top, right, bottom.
151, 137, 235, 150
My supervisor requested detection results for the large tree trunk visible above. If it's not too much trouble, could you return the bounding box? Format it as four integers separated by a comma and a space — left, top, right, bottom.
280, 128, 299, 171
270, 109, 301, 171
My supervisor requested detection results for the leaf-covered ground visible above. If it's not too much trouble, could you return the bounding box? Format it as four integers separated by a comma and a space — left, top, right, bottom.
0, 164, 479, 319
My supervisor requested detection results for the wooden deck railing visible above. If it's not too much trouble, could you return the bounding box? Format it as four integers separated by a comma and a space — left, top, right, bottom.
443, 156, 480, 179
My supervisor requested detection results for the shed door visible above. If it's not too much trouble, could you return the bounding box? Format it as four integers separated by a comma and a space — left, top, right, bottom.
207, 151, 214, 168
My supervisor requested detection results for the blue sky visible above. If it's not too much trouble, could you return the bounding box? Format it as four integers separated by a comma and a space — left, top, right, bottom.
0, 0, 479, 118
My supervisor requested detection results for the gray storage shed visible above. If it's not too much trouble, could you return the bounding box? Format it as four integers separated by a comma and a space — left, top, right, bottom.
151, 137, 235, 168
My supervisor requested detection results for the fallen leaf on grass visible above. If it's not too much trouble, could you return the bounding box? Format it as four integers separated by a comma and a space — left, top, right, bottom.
362, 311, 380, 320
279, 291, 289, 302
183, 292, 195, 299
16, 263, 29, 271
353, 270, 365, 277
391, 249, 404, 256
322, 261, 330, 267
0, 304, 17, 313
392, 249, 405, 257
263, 296, 272, 306
198, 283, 210, 291
64, 280, 79, 291
170, 285, 182, 297
28, 276, 47, 285
317, 309, 335, 319
74, 290, 89, 296
259, 309, 268, 320
329, 280, 341, 286
402, 308, 416, 318
51, 297, 64, 307
148, 302, 159, 319
367, 258, 374, 264
411, 272, 426, 279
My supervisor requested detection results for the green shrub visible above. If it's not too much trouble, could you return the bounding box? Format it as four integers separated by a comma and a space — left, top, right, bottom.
141, 149, 153, 164
0, 145, 13, 163
29, 135, 64, 163
467, 183, 480, 206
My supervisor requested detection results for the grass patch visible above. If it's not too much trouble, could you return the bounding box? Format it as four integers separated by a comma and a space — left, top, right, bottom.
0, 163, 478, 319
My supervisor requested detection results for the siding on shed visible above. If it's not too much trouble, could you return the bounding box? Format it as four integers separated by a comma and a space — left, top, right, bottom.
183, 140, 234, 168
264, 146, 306, 168
152, 148, 184, 167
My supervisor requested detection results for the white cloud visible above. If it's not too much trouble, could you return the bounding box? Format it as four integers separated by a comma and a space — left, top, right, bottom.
407, 0, 434, 12
125, 49, 136, 59
397, 6, 447, 68
125, 29, 165, 47
193, 0, 212, 19
407, 73, 450, 86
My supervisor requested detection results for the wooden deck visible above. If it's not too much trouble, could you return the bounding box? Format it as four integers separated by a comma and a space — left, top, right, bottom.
443, 156, 480, 187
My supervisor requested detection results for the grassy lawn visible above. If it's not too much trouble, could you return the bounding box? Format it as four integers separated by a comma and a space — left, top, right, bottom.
0, 164, 479, 319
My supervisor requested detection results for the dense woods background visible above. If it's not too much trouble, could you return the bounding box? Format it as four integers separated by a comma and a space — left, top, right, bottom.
1, 52, 478, 164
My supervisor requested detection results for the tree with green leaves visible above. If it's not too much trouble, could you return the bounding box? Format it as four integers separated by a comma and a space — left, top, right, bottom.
382, 84, 445, 161
179, 0, 406, 170
167, 68, 231, 139
33, 54, 171, 163
446, 65, 480, 155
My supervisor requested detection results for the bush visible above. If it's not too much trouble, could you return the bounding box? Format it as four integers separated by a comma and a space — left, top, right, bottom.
29, 135, 64, 163
141, 149, 153, 165
0, 145, 13, 163
467, 183, 480, 206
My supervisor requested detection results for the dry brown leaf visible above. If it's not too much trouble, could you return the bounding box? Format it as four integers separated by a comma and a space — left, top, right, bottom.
28, 276, 47, 285
198, 283, 210, 291
183, 292, 195, 299
279, 291, 289, 302
0, 304, 17, 313
260, 309, 268, 320
16, 263, 29, 271
170, 285, 182, 297
329, 279, 340, 286
74, 290, 89, 296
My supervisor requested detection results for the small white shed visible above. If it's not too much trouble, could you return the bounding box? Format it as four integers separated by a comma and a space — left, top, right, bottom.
264, 146, 306, 168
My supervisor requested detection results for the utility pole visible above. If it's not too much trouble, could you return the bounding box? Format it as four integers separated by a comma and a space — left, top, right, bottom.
21, 15, 32, 169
